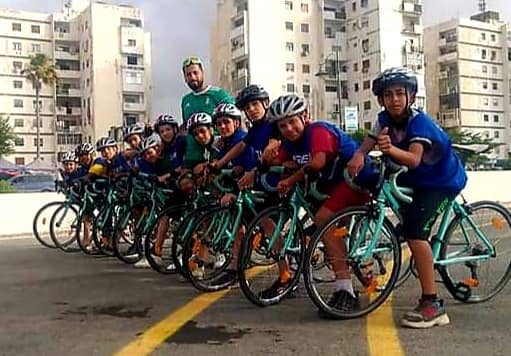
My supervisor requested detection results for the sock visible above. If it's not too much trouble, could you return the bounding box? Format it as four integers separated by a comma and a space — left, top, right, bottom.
421, 293, 438, 302
333, 279, 355, 297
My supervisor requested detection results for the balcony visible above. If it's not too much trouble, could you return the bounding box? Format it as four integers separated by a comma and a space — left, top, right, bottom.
123, 102, 145, 112
56, 106, 82, 116
54, 30, 75, 42
402, 24, 422, 35
401, 1, 422, 15
324, 10, 346, 21
438, 51, 457, 63
231, 68, 248, 92
56, 88, 81, 97
55, 50, 79, 61
325, 32, 345, 52
230, 25, 245, 40
231, 45, 248, 60
56, 69, 81, 79
439, 109, 460, 128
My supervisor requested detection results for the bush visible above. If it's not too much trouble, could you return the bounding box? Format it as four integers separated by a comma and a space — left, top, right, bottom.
0, 180, 14, 193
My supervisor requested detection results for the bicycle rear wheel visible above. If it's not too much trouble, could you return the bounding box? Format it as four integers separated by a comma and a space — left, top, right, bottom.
438, 201, 511, 303
33, 201, 62, 248
237, 206, 305, 307
49, 203, 80, 252
91, 205, 116, 257
304, 207, 401, 319
112, 207, 142, 264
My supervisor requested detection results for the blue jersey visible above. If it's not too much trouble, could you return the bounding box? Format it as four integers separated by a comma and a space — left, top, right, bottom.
90, 154, 131, 177
243, 120, 276, 162
62, 170, 83, 185
374, 109, 467, 194
219, 128, 257, 171
162, 135, 185, 170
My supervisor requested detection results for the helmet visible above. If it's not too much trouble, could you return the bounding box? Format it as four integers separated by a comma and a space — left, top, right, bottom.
75, 142, 94, 156
212, 103, 242, 123
236, 84, 270, 109
95, 137, 117, 151
139, 134, 161, 153
123, 122, 145, 141
372, 66, 418, 97
268, 94, 308, 123
182, 56, 203, 70
154, 113, 179, 131
187, 112, 212, 133
61, 151, 76, 163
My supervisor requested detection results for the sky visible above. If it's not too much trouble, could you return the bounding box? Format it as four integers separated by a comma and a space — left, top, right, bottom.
1, 0, 510, 120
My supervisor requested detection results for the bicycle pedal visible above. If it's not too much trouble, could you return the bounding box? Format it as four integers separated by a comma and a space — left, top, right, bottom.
463, 277, 479, 288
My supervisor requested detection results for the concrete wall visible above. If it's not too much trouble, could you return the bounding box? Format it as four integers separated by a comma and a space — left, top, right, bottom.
0, 171, 510, 237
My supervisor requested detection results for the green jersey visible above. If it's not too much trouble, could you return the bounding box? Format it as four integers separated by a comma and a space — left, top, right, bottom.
181, 86, 234, 167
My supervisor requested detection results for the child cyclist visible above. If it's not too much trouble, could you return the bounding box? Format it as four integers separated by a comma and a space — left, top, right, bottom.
74, 142, 94, 176
264, 94, 375, 314
347, 67, 467, 328
153, 113, 185, 169
60, 151, 81, 186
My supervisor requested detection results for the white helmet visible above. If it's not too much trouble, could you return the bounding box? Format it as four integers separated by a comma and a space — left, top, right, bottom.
268, 94, 308, 123
187, 112, 213, 133
61, 151, 77, 163
139, 134, 161, 153
213, 103, 242, 123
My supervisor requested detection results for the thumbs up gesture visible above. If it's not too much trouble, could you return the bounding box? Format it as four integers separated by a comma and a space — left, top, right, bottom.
377, 127, 392, 153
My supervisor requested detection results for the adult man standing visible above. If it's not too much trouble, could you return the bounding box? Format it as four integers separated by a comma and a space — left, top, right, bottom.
180, 56, 234, 167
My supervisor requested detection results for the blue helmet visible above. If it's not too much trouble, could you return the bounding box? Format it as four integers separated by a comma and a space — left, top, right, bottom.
372, 67, 418, 97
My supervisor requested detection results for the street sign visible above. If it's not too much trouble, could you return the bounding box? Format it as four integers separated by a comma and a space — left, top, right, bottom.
344, 106, 358, 133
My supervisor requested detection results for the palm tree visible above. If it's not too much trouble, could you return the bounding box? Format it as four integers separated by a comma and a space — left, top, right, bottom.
22, 54, 58, 160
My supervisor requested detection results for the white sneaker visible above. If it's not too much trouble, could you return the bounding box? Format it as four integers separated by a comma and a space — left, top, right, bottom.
191, 266, 205, 280
165, 263, 177, 272
214, 254, 226, 269
134, 257, 151, 269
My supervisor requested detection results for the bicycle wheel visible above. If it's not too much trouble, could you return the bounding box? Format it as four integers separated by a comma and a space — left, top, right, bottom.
33, 201, 63, 248
49, 203, 80, 252
91, 205, 116, 257
438, 200, 511, 303
182, 206, 241, 292
144, 205, 187, 274
238, 206, 306, 307
304, 207, 401, 319
75, 210, 100, 255
112, 207, 143, 264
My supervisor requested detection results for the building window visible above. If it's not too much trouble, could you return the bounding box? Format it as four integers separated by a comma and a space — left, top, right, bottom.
127, 55, 138, 65
12, 61, 22, 73
362, 39, 369, 53
491, 34, 496, 42
491, 50, 496, 61
32, 100, 42, 110
34, 138, 43, 147
14, 138, 24, 146
492, 66, 498, 75
483, 114, 489, 122
494, 115, 499, 122
361, 0, 368, 7
286, 83, 295, 92
481, 49, 487, 59
363, 100, 371, 110
285, 42, 294, 52
481, 32, 486, 40
13, 42, 22, 51
15, 157, 25, 165
482, 65, 487, 73
362, 59, 370, 72
12, 23, 21, 31
13, 80, 23, 89
302, 84, 311, 94
301, 23, 309, 33
285, 21, 293, 31
492, 82, 498, 90
483, 98, 489, 106
325, 86, 337, 92
353, 62, 358, 72
128, 39, 136, 46
354, 82, 359, 92
286, 62, 295, 72
493, 99, 499, 106
363, 80, 370, 90
125, 71, 143, 84
31, 43, 41, 53
364, 122, 372, 130
494, 131, 499, 138
14, 99, 23, 108
14, 119, 24, 127
302, 64, 310, 74
285, 1, 293, 10
31, 25, 40, 33
301, 3, 309, 12
301, 43, 310, 55
482, 82, 488, 89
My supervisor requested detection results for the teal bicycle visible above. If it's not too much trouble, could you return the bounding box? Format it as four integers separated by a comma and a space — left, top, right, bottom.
304, 152, 511, 319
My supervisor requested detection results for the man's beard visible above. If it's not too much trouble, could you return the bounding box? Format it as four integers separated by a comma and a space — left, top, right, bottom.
187, 79, 204, 92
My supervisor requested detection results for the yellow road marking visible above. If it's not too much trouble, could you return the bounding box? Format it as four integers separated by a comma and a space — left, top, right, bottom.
366, 247, 411, 356
115, 266, 268, 355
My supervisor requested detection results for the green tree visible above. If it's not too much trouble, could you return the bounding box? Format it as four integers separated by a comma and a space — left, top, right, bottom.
348, 128, 370, 144
21, 54, 58, 160
446, 128, 500, 168
0, 116, 17, 157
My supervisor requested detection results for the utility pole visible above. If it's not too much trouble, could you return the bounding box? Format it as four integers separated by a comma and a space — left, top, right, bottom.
334, 48, 343, 129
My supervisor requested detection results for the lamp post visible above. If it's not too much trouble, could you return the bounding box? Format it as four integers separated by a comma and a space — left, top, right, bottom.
315, 48, 343, 129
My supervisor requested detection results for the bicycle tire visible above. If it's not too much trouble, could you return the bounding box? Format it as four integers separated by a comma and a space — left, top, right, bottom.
112, 206, 143, 264
438, 200, 511, 303
32, 201, 63, 248
49, 203, 80, 252
304, 206, 401, 319
91, 205, 116, 257
238, 206, 306, 307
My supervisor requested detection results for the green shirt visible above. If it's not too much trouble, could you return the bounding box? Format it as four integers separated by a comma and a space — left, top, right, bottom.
181, 86, 234, 167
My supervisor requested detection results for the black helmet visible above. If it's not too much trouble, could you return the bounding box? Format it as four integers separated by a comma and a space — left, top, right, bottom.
235, 84, 269, 109
372, 67, 418, 97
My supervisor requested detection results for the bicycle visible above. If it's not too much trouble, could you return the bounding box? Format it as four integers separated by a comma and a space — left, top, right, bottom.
304, 151, 511, 319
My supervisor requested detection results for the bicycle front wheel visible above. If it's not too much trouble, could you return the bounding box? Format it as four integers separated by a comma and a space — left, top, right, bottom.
33, 201, 63, 248
49, 203, 80, 252
439, 200, 511, 303
304, 207, 401, 319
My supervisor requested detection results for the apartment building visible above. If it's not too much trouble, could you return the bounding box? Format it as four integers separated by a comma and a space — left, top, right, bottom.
424, 10, 510, 160
0, 0, 152, 165
211, 0, 425, 129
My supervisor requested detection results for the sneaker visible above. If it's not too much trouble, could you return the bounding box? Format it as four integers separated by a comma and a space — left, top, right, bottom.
165, 263, 177, 272
401, 299, 450, 329
258, 278, 292, 300
214, 254, 227, 269
212, 269, 237, 286
318, 290, 360, 319
134, 258, 151, 269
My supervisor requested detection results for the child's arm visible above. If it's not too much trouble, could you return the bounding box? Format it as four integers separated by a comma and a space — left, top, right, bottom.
378, 127, 423, 168
214, 141, 247, 169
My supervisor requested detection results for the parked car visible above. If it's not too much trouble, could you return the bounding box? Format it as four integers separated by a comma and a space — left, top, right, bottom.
8, 173, 56, 192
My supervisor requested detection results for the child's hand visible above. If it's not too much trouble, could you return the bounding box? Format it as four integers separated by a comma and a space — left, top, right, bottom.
220, 193, 236, 207
193, 163, 208, 175
277, 177, 293, 195
238, 171, 255, 190
377, 127, 392, 153
347, 152, 365, 177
